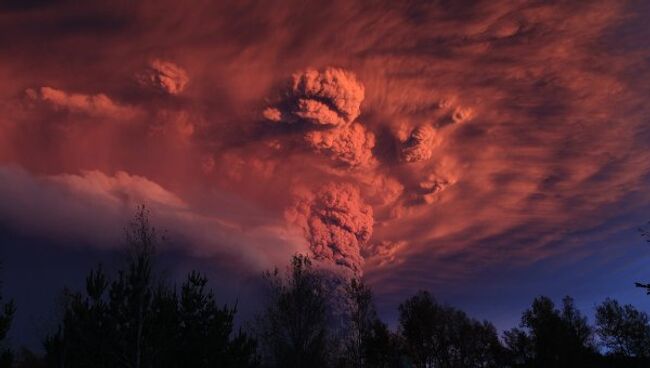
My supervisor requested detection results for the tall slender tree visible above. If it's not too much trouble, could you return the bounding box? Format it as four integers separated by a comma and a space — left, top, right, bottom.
342, 278, 400, 368
257, 254, 333, 368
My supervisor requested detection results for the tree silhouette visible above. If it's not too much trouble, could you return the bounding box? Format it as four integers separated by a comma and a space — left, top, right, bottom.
175, 271, 258, 368
399, 290, 503, 368
44, 206, 258, 368
634, 282, 650, 294
6, 207, 650, 368
502, 327, 534, 367
504, 296, 598, 368
595, 298, 650, 359
341, 278, 400, 368
43, 266, 112, 367
45, 206, 161, 368
256, 254, 333, 368
0, 269, 14, 368
635, 224, 650, 295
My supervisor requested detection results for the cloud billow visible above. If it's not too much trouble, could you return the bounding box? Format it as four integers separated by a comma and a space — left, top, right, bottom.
137, 59, 189, 95
286, 183, 374, 275
265, 67, 365, 127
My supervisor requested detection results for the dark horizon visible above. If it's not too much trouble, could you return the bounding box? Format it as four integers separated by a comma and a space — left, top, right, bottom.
3, 209, 650, 367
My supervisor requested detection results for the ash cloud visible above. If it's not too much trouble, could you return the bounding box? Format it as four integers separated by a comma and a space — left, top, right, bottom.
1, 0, 650, 296
263, 67, 376, 169
400, 125, 438, 163
265, 67, 365, 127
286, 183, 374, 274
305, 123, 376, 168
136, 59, 189, 95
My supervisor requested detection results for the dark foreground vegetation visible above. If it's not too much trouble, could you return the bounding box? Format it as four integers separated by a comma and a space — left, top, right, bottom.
1, 208, 650, 368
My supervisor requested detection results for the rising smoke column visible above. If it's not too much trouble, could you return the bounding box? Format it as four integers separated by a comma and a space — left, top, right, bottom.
263, 68, 378, 272
269, 67, 456, 272
263, 66, 467, 271
286, 183, 374, 274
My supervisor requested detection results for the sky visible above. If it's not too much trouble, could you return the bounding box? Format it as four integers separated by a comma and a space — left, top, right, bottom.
1, 0, 650, 348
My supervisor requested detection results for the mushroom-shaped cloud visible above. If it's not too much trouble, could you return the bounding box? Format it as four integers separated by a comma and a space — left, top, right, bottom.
305, 123, 376, 168
286, 183, 374, 274
265, 67, 365, 127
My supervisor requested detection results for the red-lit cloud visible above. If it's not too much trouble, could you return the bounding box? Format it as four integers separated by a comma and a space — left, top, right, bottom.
26, 86, 140, 119
265, 67, 365, 127
137, 59, 189, 95
305, 123, 376, 168
286, 183, 373, 274
400, 125, 438, 163
1, 0, 649, 288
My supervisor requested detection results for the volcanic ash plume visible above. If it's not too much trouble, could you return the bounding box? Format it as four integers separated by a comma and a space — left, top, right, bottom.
305, 123, 376, 168
137, 59, 189, 95
401, 125, 438, 163
265, 67, 365, 127
286, 183, 374, 274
